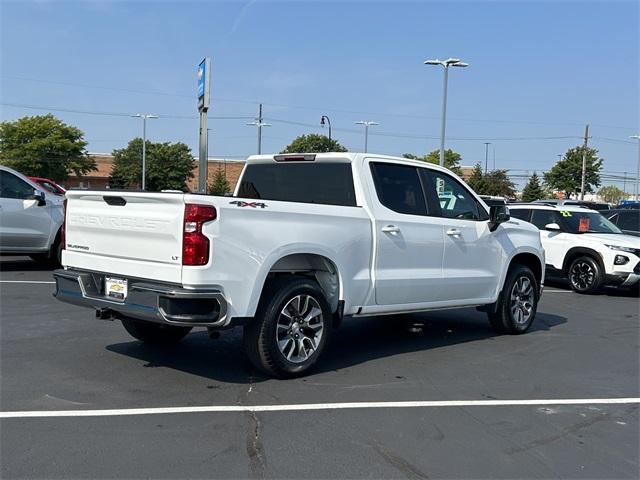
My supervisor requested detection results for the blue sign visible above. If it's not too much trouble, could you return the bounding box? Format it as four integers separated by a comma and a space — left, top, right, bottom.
197, 60, 206, 99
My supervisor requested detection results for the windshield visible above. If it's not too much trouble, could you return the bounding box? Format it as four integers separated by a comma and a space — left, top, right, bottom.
562, 211, 622, 234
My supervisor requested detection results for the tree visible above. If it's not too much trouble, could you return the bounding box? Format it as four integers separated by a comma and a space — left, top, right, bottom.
0, 114, 95, 181
465, 163, 487, 193
543, 146, 603, 198
208, 165, 231, 196
109, 138, 194, 191
281, 134, 347, 153
403, 149, 462, 175
482, 170, 517, 198
598, 185, 625, 204
521, 172, 545, 202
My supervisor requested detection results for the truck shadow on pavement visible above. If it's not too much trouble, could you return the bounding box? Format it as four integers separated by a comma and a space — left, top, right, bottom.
0, 257, 55, 272
106, 308, 567, 384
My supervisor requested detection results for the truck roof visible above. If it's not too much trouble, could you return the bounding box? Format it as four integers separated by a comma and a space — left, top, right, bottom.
245, 152, 459, 176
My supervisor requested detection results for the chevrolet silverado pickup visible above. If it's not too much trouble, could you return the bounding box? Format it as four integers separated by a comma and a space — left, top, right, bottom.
54, 153, 545, 378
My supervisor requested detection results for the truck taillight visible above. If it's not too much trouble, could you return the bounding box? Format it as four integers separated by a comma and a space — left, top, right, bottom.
61, 198, 67, 251
182, 203, 216, 266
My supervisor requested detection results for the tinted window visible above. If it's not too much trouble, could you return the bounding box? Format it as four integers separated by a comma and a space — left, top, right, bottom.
510, 209, 531, 222
238, 162, 356, 206
370, 163, 427, 216
0, 171, 35, 199
427, 171, 486, 220
530, 210, 562, 230
616, 211, 639, 231
561, 211, 621, 234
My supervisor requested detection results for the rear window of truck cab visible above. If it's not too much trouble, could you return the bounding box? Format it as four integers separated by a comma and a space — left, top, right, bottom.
237, 162, 357, 207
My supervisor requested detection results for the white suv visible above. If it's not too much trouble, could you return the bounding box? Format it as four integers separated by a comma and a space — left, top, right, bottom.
0, 165, 65, 264
509, 203, 640, 293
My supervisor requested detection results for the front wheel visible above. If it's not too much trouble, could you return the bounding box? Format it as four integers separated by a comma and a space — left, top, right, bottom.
243, 276, 331, 378
568, 256, 603, 294
121, 318, 192, 344
488, 265, 539, 334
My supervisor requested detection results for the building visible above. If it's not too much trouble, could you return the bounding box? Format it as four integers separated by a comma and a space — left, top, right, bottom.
64, 153, 245, 192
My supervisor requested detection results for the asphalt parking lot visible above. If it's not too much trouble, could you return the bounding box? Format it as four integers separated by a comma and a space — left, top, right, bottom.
1, 256, 638, 479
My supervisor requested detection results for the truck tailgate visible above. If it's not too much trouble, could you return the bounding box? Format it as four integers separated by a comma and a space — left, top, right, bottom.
63, 191, 185, 283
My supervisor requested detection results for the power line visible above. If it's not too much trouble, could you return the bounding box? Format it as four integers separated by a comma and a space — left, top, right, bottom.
3, 73, 637, 130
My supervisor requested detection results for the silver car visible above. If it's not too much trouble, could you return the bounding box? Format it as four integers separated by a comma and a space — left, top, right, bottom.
0, 165, 64, 264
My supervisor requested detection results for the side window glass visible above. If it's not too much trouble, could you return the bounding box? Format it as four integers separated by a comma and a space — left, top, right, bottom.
370, 163, 427, 216
618, 212, 639, 231
510, 209, 531, 222
531, 210, 561, 229
428, 171, 484, 220
0, 171, 35, 199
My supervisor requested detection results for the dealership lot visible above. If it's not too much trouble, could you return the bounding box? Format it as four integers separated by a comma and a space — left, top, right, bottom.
1, 256, 638, 479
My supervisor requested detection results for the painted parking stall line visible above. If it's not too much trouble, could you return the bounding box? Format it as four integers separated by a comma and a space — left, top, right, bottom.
0, 280, 55, 284
2, 397, 638, 419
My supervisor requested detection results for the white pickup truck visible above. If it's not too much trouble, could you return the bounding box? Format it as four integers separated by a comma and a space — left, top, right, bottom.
54, 153, 545, 377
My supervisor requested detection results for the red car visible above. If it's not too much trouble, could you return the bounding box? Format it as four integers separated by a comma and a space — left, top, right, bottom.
28, 177, 66, 196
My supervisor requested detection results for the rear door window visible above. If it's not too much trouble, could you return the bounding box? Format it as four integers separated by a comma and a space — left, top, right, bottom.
0, 171, 35, 199
510, 209, 532, 222
237, 162, 357, 206
530, 209, 562, 229
617, 211, 639, 231
370, 162, 428, 216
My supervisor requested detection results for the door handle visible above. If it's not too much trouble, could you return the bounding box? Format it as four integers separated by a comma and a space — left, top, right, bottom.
446, 228, 461, 236
381, 225, 400, 235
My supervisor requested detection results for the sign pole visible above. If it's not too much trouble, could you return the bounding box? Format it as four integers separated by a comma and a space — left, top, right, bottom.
197, 57, 211, 193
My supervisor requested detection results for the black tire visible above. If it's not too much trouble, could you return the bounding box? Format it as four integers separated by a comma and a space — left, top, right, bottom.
488, 265, 539, 334
121, 317, 192, 344
567, 256, 603, 294
29, 237, 62, 267
243, 276, 332, 378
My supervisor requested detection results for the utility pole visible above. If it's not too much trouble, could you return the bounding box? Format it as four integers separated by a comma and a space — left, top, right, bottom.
246, 104, 271, 154
631, 135, 640, 201
484, 142, 491, 173
579, 124, 590, 200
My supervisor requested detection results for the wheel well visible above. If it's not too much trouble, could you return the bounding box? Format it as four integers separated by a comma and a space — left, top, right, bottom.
266, 254, 340, 314
510, 253, 543, 287
562, 248, 604, 274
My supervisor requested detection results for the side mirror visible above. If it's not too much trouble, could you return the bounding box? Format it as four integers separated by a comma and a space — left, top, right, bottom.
488, 205, 510, 232
28, 189, 47, 206
544, 223, 561, 231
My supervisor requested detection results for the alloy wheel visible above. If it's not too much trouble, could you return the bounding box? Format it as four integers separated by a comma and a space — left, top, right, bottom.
276, 294, 324, 364
510, 276, 534, 325
570, 261, 595, 290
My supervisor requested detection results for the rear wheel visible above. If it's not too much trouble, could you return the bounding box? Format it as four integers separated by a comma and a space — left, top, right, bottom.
121, 317, 192, 344
243, 276, 331, 378
568, 256, 603, 294
488, 265, 539, 334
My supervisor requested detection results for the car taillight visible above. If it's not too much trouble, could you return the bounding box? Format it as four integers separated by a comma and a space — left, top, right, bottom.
182, 203, 217, 266
61, 198, 67, 250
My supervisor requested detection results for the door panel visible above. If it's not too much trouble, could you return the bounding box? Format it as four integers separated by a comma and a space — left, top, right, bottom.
424, 170, 501, 301
368, 161, 444, 305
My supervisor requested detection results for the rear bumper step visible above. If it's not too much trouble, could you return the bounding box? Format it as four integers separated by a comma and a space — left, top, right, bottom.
53, 269, 228, 327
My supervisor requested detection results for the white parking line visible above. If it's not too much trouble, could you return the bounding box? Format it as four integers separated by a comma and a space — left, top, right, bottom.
545, 289, 572, 293
0, 280, 55, 284
1, 397, 638, 419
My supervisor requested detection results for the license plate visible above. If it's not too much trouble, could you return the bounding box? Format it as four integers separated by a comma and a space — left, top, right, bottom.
105, 277, 128, 301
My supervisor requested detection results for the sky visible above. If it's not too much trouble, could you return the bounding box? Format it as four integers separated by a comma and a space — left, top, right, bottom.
1, 0, 638, 188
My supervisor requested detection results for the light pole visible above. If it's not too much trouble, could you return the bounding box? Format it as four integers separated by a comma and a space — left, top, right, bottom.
320, 115, 332, 142
484, 142, 492, 173
131, 113, 158, 190
424, 58, 468, 167
246, 104, 271, 154
354, 120, 378, 153
630, 135, 640, 201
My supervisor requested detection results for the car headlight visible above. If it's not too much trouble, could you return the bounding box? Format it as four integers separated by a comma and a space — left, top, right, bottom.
605, 244, 637, 254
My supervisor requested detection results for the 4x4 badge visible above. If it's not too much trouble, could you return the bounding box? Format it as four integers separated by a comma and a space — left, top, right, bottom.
230, 201, 267, 208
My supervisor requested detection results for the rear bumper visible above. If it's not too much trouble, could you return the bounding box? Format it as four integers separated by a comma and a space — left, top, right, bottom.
53, 269, 229, 327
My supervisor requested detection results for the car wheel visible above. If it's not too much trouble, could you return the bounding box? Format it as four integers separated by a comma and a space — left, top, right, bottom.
121, 317, 192, 344
488, 265, 539, 334
243, 276, 331, 378
568, 256, 603, 294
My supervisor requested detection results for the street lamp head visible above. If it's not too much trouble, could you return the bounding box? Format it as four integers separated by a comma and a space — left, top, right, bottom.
131, 113, 142, 118
630, 135, 640, 140
452, 62, 469, 68
147, 115, 159, 119
320, 116, 326, 126
424, 59, 442, 66
444, 58, 461, 64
